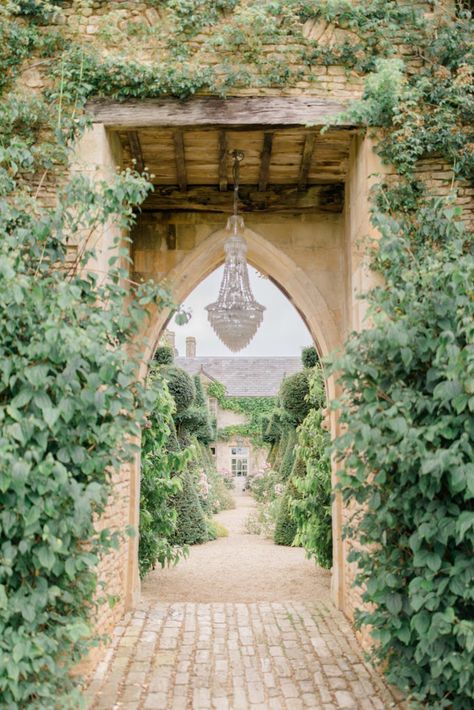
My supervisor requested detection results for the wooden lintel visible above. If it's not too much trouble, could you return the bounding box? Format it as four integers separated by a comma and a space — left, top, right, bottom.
87, 97, 350, 128
258, 132, 273, 192
218, 131, 228, 192
141, 184, 344, 214
173, 129, 187, 191
127, 131, 144, 173
298, 132, 316, 191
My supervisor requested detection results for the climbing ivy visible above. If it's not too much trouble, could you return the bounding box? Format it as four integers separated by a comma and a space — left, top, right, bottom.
207, 380, 275, 443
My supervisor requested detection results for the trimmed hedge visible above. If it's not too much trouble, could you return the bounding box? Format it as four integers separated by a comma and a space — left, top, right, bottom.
170, 469, 208, 546
162, 366, 195, 413
280, 428, 297, 480
301, 346, 319, 369
274, 487, 298, 547
280, 371, 311, 424
154, 345, 174, 365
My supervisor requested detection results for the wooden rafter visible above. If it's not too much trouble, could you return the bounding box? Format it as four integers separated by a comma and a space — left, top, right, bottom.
298, 132, 316, 191
88, 97, 350, 128
141, 184, 344, 214
127, 131, 144, 173
258, 132, 273, 192
218, 131, 228, 192
173, 129, 187, 191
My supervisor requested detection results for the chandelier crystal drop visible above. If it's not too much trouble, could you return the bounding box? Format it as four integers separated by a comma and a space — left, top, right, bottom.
205, 151, 265, 352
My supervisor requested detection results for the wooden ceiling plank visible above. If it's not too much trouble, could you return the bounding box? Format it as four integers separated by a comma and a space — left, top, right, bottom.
218, 131, 228, 192
258, 132, 274, 192
298, 132, 317, 191
127, 131, 145, 173
88, 96, 350, 128
173, 129, 187, 191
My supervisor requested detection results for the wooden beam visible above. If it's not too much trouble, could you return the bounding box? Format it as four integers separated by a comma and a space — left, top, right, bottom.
218, 131, 228, 192
140, 184, 344, 214
87, 97, 350, 128
173, 129, 187, 191
127, 131, 144, 173
258, 132, 273, 192
298, 132, 316, 191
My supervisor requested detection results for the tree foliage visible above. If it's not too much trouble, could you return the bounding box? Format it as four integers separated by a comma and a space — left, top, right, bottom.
138, 377, 189, 578
292, 370, 332, 570
301, 346, 319, 369
0, 142, 172, 708
280, 371, 311, 425
161, 366, 196, 413
153, 345, 174, 365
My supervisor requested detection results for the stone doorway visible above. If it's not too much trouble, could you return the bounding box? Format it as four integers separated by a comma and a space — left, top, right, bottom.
75, 96, 384, 642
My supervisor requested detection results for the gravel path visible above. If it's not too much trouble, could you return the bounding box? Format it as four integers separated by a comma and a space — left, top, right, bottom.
142, 493, 331, 604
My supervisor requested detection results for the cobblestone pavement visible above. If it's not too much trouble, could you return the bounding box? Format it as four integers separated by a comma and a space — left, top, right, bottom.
86, 599, 403, 710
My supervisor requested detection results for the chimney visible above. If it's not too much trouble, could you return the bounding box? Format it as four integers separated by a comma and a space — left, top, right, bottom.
162, 329, 177, 355
186, 336, 197, 358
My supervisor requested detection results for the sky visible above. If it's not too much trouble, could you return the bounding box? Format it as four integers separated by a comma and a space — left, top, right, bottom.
170, 265, 313, 357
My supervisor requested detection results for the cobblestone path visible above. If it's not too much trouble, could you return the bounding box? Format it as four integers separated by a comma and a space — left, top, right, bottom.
86, 496, 404, 709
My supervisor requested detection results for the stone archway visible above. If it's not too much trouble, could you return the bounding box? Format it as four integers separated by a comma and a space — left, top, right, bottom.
130, 222, 346, 611
74, 121, 384, 637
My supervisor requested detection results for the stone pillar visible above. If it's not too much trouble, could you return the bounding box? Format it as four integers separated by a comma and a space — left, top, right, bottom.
71, 124, 140, 633
186, 336, 197, 358
71, 124, 124, 280
335, 132, 387, 619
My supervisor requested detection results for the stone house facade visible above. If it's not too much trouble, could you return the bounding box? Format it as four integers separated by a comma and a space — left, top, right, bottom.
175, 337, 302, 492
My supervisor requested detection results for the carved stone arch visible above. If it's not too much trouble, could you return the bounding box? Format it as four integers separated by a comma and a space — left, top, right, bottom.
137, 224, 343, 383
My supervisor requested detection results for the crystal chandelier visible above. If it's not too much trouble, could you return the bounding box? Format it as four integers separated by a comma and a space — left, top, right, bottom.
206, 150, 265, 352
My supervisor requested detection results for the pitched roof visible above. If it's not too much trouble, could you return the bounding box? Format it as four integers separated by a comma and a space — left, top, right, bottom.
174, 356, 302, 397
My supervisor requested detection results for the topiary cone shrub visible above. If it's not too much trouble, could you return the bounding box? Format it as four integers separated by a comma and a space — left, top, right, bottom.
280, 428, 297, 480
274, 487, 298, 547
170, 469, 208, 546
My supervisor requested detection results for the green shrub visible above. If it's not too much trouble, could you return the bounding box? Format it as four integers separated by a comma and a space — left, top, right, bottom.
175, 405, 213, 443
280, 371, 311, 424
301, 346, 319, 369
139, 377, 189, 577
193, 375, 206, 407
332, 215, 474, 706
0, 148, 165, 704
209, 473, 235, 512
170, 470, 208, 546
274, 488, 298, 546
154, 345, 174, 365
293, 411, 332, 569
162, 366, 196, 413
267, 442, 278, 467
274, 427, 289, 470
207, 520, 229, 538
280, 428, 297, 480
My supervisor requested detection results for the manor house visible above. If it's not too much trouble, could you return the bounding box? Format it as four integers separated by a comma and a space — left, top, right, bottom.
172, 334, 302, 490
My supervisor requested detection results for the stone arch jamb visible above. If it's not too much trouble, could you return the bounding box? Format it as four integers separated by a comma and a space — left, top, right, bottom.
72, 123, 371, 625
132, 224, 346, 610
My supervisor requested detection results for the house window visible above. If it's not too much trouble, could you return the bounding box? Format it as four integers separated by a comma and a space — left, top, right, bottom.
210, 446, 216, 456
231, 446, 249, 477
